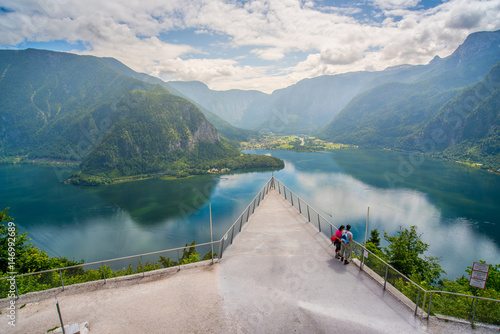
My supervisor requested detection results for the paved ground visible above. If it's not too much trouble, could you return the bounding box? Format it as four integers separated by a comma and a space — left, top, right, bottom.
219, 188, 429, 334
1, 188, 497, 333
0, 263, 230, 333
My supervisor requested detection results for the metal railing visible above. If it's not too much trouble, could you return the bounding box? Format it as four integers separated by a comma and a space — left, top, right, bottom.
272, 178, 500, 326
0, 177, 274, 300
0, 241, 219, 299
218, 177, 273, 258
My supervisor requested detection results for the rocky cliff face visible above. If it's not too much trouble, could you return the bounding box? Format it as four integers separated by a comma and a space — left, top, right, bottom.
171, 119, 220, 150
448, 30, 500, 66
193, 119, 219, 145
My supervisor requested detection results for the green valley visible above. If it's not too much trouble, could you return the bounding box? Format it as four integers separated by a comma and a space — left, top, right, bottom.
241, 135, 357, 152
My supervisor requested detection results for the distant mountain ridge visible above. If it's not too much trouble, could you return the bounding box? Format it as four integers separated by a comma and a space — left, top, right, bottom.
316, 30, 500, 170
168, 81, 267, 127
170, 30, 500, 135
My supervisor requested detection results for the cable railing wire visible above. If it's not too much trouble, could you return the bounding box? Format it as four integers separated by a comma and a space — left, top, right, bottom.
272, 178, 500, 326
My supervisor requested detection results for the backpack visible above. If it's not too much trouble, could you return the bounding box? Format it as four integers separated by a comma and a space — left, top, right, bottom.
341, 233, 348, 243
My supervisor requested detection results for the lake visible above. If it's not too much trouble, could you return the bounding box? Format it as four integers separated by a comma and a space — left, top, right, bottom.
1, 149, 499, 279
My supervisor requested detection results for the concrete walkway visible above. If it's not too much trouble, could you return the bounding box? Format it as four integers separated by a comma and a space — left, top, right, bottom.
1, 189, 495, 333
219, 188, 429, 333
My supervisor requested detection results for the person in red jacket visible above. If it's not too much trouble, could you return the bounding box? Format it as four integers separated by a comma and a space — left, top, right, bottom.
331, 225, 345, 259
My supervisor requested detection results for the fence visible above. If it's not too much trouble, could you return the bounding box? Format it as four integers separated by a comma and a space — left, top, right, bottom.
272, 178, 500, 326
0, 241, 218, 299
0, 177, 274, 300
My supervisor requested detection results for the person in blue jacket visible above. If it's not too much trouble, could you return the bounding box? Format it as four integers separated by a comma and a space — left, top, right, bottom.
340, 225, 353, 265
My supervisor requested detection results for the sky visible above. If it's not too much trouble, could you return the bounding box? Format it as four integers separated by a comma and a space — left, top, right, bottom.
1, 0, 499, 93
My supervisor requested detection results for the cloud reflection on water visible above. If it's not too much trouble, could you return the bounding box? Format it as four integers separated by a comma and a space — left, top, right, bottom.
288, 169, 499, 279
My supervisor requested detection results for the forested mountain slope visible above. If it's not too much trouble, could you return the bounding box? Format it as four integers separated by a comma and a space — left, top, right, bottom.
0, 49, 281, 183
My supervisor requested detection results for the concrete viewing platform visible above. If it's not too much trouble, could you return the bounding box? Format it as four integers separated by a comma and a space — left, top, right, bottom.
0, 189, 494, 333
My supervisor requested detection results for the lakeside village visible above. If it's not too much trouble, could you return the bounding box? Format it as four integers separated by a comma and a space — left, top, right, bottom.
202, 136, 354, 175
240, 135, 357, 152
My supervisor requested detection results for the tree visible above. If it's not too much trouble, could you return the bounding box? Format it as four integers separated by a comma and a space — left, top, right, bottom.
0, 208, 35, 273
367, 229, 381, 248
1, 208, 82, 275
0, 208, 12, 223
384, 225, 444, 284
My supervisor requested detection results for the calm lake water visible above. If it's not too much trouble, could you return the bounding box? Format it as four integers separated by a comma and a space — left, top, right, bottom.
1, 149, 499, 279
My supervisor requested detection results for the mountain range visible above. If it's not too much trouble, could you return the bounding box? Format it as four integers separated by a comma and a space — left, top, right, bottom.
170, 30, 500, 136
1, 29, 499, 176
167, 30, 500, 169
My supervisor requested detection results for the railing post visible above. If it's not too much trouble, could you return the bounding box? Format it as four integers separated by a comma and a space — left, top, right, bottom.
141, 255, 144, 277
239, 214, 243, 232
230, 226, 235, 245
59, 269, 65, 291
384, 265, 388, 290
102, 262, 106, 284
298, 198, 302, 213
307, 206, 310, 222
56, 298, 65, 334
284, 189, 287, 200
219, 238, 225, 259
290, 192, 293, 206
421, 292, 427, 318
361, 245, 365, 270
415, 289, 421, 316
252, 199, 256, 213
14, 278, 19, 300
317, 214, 320, 230
278, 184, 281, 195
471, 296, 479, 324
177, 249, 181, 271
427, 292, 433, 319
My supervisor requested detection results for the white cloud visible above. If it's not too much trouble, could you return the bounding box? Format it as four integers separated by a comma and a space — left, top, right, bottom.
371, 0, 421, 10
320, 46, 364, 65
0, 0, 499, 92
251, 48, 286, 60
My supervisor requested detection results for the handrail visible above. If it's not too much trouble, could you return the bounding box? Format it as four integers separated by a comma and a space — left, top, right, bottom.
221, 177, 272, 242
0, 177, 275, 299
426, 290, 499, 303
0, 240, 220, 280
218, 177, 273, 258
272, 178, 500, 325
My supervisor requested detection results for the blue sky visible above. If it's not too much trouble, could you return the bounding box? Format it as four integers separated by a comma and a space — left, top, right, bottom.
1, 0, 499, 93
